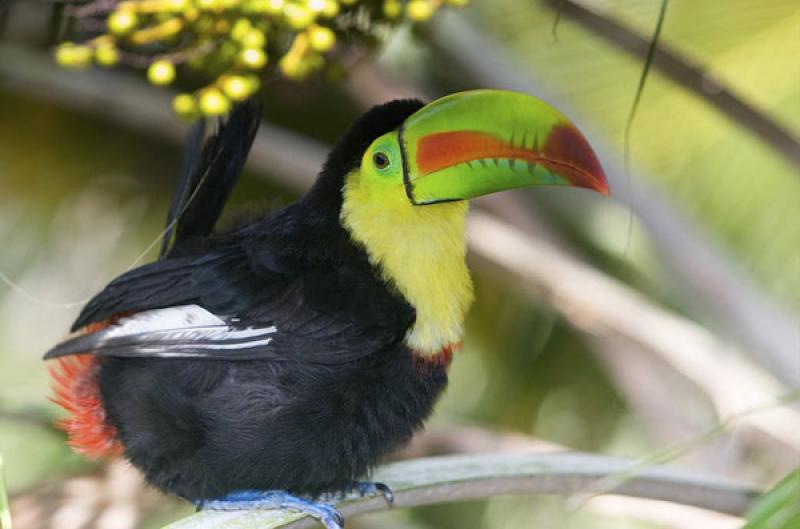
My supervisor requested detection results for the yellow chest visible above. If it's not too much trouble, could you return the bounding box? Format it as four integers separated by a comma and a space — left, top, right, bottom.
341, 177, 474, 356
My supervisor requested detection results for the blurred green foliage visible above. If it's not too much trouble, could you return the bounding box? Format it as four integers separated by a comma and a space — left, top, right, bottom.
470, 0, 800, 315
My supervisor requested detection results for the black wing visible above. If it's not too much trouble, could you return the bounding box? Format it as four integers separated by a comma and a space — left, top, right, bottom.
46, 98, 414, 364
48, 240, 414, 365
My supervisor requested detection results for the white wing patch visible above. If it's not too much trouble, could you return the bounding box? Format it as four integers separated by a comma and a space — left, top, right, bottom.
106, 305, 276, 344
44, 305, 278, 360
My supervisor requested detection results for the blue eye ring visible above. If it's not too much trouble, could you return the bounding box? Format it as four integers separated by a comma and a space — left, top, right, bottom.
373, 151, 391, 170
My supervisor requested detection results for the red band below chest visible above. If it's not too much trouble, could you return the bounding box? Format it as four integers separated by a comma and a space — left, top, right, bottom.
412, 341, 462, 375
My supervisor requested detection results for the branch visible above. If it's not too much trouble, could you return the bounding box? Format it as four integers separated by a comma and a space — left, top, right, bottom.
164, 453, 759, 529
467, 212, 800, 454
0, 44, 325, 193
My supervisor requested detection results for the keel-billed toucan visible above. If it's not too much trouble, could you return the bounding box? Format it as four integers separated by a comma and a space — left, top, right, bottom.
45, 90, 607, 528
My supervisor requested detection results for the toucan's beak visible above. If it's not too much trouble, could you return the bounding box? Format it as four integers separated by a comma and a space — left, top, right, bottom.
399, 90, 609, 205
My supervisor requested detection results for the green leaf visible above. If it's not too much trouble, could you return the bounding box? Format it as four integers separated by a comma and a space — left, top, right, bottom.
743, 469, 800, 529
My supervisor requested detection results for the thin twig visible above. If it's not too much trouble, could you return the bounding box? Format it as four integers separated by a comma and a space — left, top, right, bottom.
540, 0, 800, 171
620, 0, 668, 261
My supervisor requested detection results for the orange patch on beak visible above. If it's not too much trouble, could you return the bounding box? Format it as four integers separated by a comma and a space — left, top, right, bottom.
416, 126, 609, 195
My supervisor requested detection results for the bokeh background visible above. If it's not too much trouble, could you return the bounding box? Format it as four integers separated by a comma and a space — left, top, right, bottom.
1, 1, 799, 528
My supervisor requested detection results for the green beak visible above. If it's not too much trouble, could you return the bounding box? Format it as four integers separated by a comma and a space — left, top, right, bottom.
399, 90, 609, 205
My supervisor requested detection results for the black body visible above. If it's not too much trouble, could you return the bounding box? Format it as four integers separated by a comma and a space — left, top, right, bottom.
66, 99, 450, 500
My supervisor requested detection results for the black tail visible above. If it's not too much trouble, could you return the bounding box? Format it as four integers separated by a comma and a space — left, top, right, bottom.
160, 99, 262, 258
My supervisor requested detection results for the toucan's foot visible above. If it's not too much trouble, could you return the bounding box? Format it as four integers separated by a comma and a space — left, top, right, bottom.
198, 490, 345, 529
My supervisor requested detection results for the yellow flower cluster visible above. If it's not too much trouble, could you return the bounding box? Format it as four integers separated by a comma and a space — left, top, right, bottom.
55, 0, 469, 118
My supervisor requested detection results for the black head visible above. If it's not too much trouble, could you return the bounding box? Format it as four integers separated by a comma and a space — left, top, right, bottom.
303, 98, 425, 214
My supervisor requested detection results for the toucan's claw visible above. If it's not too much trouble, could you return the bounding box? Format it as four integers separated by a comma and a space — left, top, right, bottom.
353, 481, 395, 505
198, 490, 345, 529
318, 481, 395, 506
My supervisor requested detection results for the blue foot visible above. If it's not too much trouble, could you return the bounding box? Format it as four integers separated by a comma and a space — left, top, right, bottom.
197, 490, 344, 529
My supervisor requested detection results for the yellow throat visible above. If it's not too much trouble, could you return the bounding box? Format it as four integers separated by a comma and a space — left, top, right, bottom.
341, 171, 474, 357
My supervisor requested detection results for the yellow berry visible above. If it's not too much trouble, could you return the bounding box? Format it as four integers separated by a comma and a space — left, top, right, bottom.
240, 47, 267, 68
285, 3, 314, 29
196, 0, 224, 9
199, 88, 231, 115
221, 75, 252, 101
279, 58, 302, 79
55, 43, 92, 69
72, 45, 93, 67
167, 0, 190, 9
266, 0, 285, 13
147, 59, 176, 85
55, 45, 71, 67
407, 0, 434, 21
94, 43, 120, 66
320, 0, 339, 17
248, 0, 283, 12
173, 93, 197, 116
243, 0, 264, 12
383, 0, 401, 18
108, 11, 138, 34
184, 7, 200, 20
242, 29, 266, 48
279, 53, 300, 78
308, 25, 335, 52
231, 18, 252, 41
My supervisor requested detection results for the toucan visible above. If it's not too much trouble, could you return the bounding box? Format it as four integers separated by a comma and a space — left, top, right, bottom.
45, 90, 607, 528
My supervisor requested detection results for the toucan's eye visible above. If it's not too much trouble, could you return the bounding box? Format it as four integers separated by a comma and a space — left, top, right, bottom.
373, 152, 391, 170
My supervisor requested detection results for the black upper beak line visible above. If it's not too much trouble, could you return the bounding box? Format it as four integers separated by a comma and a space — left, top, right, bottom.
397, 123, 418, 206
